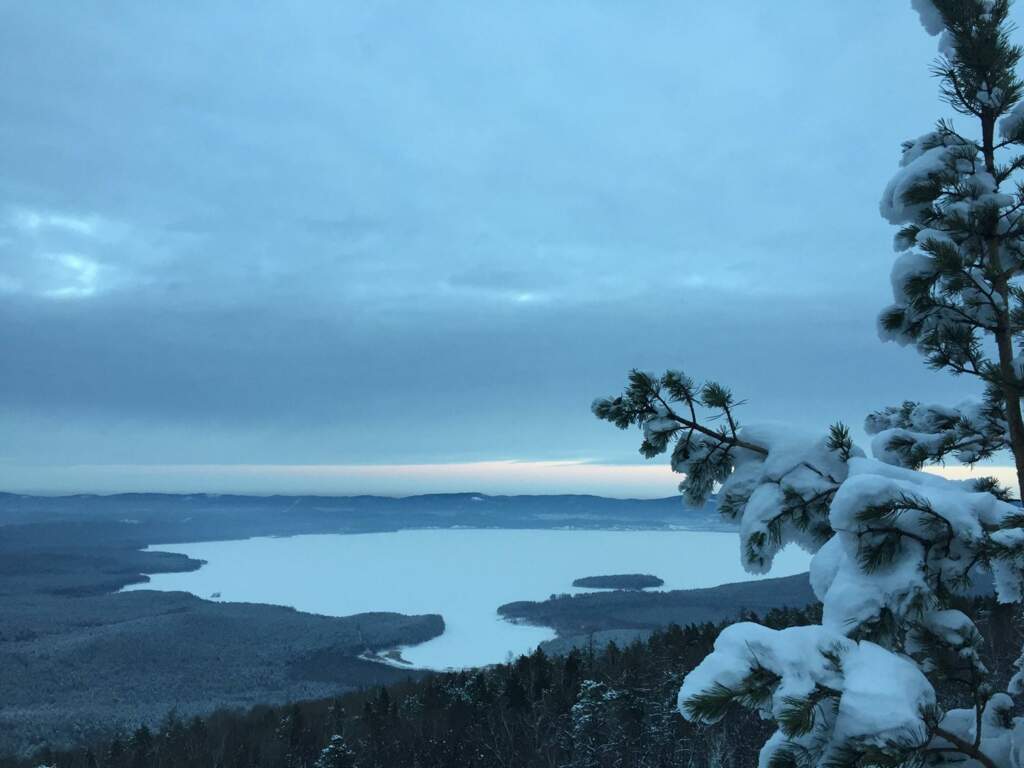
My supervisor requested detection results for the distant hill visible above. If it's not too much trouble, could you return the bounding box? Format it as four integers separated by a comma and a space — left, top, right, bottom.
0, 491, 725, 551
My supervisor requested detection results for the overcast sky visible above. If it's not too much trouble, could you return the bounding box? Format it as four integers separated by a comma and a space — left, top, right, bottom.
1, 1, 1016, 496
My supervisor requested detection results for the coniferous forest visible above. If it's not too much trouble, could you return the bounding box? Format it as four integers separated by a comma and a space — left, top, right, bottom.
11, 597, 1021, 768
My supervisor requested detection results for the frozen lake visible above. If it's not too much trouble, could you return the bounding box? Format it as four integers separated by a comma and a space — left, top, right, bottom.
126, 528, 810, 669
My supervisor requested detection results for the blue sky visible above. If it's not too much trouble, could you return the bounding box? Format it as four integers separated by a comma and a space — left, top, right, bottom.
1, 1, 1017, 495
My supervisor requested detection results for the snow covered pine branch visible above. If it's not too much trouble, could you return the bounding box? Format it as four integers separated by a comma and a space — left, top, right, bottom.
592, 4, 1024, 765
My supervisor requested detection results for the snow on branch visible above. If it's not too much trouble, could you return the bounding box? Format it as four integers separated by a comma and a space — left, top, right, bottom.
679, 622, 936, 767
878, 125, 1017, 368
865, 398, 1009, 469
913, 0, 946, 37
592, 369, 765, 506
594, 370, 858, 573
814, 458, 1020, 638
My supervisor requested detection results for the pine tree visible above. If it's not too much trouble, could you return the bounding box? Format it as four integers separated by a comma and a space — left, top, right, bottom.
873, 0, 1024, 497
567, 679, 624, 768
592, 3, 1024, 765
314, 735, 357, 768
127, 726, 153, 768
277, 705, 314, 768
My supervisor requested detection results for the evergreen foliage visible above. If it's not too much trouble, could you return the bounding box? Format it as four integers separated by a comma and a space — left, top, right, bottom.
12, 602, 1021, 768
874, 0, 1024, 491
6, 618, 813, 768
592, 3, 1024, 765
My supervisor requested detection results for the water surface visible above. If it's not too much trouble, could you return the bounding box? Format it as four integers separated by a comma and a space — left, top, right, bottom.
127, 528, 810, 669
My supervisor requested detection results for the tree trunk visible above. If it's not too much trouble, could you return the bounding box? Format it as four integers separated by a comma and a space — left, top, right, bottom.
982, 113, 1024, 499
993, 319, 1024, 499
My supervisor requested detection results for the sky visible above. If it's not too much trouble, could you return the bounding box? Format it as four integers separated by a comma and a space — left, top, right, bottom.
1, 1, 1019, 496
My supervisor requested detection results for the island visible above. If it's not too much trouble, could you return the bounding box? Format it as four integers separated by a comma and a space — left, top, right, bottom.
501, 573, 817, 655
572, 573, 664, 590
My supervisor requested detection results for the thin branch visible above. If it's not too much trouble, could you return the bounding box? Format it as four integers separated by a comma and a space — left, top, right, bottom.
933, 726, 998, 768
653, 394, 768, 456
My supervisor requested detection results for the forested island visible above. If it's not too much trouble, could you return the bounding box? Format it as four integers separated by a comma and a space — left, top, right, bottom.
571, 573, 664, 590
505, 573, 816, 654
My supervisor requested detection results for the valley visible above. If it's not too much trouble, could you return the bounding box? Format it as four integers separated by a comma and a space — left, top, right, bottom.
0, 491, 813, 756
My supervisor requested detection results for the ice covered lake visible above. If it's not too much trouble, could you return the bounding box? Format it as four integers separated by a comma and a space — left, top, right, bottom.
126, 528, 810, 669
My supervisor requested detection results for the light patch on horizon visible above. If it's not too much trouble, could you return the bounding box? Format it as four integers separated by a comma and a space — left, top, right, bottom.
923, 463, 1020, 493
0, 460, 681, 498
0, 460, 1017, 500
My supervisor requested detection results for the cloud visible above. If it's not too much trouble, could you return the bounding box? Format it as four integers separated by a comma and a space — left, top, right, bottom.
0, 206, 135, 299
40, 253, 102, 298
1, 1, 1019, 492
11, 208, 100, 236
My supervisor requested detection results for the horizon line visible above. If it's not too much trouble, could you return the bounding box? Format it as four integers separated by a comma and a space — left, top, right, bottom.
0, 459, 1016, 499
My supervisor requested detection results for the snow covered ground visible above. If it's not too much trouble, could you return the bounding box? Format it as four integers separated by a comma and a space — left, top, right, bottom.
125, 528, 810, 669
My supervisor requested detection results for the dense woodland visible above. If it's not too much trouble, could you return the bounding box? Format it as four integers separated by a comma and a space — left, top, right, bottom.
11, 596, 1019, 768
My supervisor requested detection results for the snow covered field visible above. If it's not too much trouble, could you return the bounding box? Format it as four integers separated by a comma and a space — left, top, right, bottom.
126, 529, 811, 669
